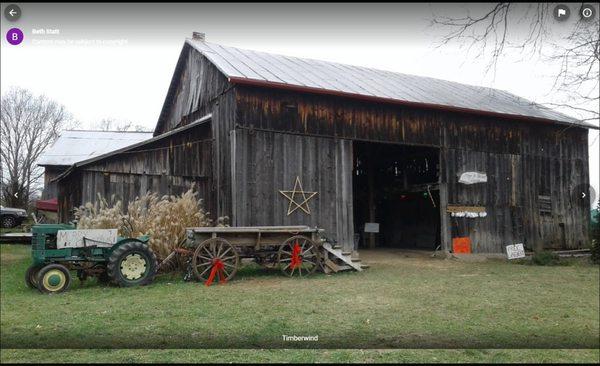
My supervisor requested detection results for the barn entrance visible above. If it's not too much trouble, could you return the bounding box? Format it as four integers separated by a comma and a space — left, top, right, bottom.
353, 141, 441, 250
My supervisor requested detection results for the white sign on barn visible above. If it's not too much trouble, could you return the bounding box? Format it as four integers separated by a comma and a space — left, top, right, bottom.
506, 243, 526, 259
458, 171, 488, 185
57, 229, 118, 249
364, 223, 380, 233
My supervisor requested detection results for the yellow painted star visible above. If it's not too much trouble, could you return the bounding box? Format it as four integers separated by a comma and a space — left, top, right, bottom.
279, 176, 318, 215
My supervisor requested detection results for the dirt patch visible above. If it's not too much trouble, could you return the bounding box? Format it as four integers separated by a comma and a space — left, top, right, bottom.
359, 248, 448, 266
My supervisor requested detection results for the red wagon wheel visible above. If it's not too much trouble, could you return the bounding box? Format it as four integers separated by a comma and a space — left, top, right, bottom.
277, 235, 320, 277
192, 238, 239, 283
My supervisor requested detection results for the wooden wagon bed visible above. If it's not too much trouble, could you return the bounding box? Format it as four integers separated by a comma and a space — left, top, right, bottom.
183, 226, 325, 282
188, 225, 320, 233
186, 225, 323, 248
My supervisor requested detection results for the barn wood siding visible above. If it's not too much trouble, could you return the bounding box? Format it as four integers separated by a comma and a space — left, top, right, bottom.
234, 86, 590, 252
42, 166, 67, 199
58, 122, 216, 222
211, 88, 237, 220
231, 128, 354, 250
155, 45, 236, 220
58, 170, 82, 222
157, 46, 232, 135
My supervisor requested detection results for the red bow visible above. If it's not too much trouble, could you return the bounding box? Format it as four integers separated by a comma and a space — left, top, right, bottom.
291, 241, 302, 269
205, 258, 227, 286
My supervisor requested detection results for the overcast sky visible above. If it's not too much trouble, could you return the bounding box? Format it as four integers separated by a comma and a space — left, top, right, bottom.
1, 3, 598, 205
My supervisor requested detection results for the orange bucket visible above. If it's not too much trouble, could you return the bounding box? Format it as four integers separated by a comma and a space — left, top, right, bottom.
452, 237, 471, 254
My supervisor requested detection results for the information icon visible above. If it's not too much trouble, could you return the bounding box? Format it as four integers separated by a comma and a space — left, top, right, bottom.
580, 4, 596, 21
6, 28, 23, 45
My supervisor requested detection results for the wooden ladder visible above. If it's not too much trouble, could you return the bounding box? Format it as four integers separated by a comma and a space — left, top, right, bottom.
321, 242, 368, 273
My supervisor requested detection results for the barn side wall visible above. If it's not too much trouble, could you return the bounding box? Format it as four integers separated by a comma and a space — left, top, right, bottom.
155, 45, 236, 220
156, 45, 232, 135
231, 129, 354, 248
233, 86, 590, 252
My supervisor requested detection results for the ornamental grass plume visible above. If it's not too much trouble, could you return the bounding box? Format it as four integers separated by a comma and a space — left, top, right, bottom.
74, 187, 212, 260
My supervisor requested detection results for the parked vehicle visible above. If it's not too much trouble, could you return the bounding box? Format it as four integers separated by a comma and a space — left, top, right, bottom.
26, 224, 157, 293
0, 206, 29, 228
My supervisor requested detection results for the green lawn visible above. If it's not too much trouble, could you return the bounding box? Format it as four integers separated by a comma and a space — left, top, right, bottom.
1, 244, 599, 363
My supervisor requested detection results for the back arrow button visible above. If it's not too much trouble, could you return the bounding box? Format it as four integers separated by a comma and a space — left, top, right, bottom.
4, 4, 21, 22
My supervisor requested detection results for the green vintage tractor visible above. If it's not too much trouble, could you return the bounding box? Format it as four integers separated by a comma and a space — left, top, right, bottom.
26, 224, 158, 294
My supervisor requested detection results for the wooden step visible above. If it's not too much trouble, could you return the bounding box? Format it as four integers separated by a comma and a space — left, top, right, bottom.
360, 264, 370, 269
324, 259, 339, 272
324, 258, 351, 272
322, 243, 363, 272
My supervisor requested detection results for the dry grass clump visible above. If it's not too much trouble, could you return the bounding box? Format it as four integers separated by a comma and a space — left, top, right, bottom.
74, 188, 213, 260
75, 194, 125, 231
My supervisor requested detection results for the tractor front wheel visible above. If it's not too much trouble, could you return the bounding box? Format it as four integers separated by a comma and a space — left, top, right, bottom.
36, 264, 72, 294
25, 264, 42, 289
107, 241, 158, 287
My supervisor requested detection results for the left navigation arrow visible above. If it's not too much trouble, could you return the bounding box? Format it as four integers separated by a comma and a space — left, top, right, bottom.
4, 4, 22, 22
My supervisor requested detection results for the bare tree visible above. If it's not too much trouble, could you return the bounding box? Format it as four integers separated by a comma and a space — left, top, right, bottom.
1, 87, 73, 208
94, 118, 149, 132
545, 19, 600, 122
431, 3, 599, 124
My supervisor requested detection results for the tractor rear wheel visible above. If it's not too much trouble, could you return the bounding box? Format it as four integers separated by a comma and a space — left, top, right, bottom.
107, 241, 158, 287
36, 264, 72, 294
25, 264, 42, 289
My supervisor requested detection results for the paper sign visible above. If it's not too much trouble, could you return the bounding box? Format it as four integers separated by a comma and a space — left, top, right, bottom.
458, 171, 487, 185
506, 243, 525, 259
57, 229, 118, 249
364, 223, 380, 233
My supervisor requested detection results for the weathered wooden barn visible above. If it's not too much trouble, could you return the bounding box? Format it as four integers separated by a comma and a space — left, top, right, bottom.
39, 130, 152, 199
56, 34, 595, 254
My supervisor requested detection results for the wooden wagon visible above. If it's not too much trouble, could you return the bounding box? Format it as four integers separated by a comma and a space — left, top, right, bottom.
183, 226, 324, 282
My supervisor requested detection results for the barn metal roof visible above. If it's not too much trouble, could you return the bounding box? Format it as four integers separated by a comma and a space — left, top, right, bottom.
38, 130, 153, 166
185, 39, 593, 128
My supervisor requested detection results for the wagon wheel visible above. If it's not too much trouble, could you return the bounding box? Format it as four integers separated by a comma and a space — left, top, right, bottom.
192, 238, 239, 283
277, 235, 320, 277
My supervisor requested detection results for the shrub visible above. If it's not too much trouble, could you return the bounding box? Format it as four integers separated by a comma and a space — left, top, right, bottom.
591, 204, 599, 265
531, 251, 561, 266
591, 240, 599, 265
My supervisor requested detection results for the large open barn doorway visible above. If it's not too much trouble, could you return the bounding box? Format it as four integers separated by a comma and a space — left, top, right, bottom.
353, 141, 441, 250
